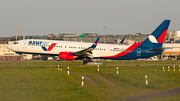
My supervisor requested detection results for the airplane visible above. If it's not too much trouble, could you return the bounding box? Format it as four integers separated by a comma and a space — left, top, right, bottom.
119, 38, 125, 45
7, 20, 170, 65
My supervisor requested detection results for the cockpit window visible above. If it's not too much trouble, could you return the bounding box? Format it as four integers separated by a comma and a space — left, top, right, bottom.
13, 42, 18, 44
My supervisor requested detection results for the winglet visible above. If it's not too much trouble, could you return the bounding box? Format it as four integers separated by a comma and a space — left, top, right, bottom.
119, 38, 125, 45
91, 37, 100, 48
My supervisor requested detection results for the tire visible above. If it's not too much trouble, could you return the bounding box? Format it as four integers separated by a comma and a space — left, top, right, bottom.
83, 61, 87, 65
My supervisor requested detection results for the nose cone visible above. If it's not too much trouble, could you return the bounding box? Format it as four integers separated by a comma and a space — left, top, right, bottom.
7, 44, 13, 50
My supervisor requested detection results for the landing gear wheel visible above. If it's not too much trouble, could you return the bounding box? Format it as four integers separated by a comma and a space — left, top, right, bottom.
83, 58, 93, 65
83, 60, 87, 65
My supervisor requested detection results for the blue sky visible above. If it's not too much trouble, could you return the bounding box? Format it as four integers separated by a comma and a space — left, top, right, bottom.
0, 0, 180, 37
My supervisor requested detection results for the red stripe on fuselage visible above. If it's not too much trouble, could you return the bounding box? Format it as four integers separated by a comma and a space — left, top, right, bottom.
104, 42, 143, 58
157, 29, 167, 43
48, 43, 57, 51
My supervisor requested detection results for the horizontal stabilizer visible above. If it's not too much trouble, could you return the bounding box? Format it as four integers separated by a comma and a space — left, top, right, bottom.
149, 47, 173, 52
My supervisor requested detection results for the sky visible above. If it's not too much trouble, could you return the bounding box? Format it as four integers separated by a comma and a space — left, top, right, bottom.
0, 0, 180, 37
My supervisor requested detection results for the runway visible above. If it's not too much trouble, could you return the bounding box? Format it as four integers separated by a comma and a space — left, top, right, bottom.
112, 87, 180, 101
105, 64, 180, 66
0, 63, 180, 67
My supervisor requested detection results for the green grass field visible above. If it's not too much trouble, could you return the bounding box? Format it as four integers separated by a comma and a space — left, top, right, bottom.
0, 61, 180, 101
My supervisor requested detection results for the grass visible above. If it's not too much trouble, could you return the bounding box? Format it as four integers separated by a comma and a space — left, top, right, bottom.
1, 60, 180, 65
0, 61, 180, 101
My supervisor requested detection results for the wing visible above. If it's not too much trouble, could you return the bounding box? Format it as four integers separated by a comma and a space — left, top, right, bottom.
74, 37, 100, 59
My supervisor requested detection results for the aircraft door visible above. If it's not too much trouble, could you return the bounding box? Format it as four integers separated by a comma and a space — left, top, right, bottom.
137, 48, 141, 56
106, 47, 110, 54
23, 42, 27, 49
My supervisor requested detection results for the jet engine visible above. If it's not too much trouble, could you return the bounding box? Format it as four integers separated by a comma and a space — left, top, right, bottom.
59, 52, 75, 60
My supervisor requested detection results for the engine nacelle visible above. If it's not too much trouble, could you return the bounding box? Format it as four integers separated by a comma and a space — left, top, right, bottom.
59, 52, 74, 60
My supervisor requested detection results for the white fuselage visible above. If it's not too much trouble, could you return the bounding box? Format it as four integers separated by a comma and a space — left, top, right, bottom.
7, 39, 130, 58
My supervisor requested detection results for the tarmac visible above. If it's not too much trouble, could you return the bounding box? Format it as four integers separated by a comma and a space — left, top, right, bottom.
113, 87, 180, 101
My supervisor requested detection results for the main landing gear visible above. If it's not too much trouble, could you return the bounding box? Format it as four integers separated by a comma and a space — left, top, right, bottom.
83, 58, 93, 65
